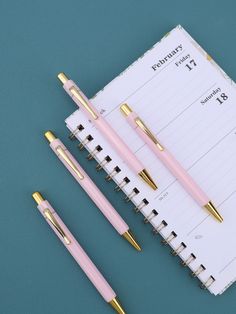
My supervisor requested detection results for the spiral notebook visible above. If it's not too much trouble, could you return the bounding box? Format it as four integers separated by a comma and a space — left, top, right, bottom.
65, 25, 236, 295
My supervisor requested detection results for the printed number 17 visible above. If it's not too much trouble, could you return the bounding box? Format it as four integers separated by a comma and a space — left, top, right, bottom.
185, 59, 197, 71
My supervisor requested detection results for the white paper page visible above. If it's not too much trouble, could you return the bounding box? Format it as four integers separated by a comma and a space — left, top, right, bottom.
66, 26, 236, 295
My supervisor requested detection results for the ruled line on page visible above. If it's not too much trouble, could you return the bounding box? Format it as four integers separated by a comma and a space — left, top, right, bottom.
103, 50, 187, 117
219, 257, 236, 274
133, 82, 217, 155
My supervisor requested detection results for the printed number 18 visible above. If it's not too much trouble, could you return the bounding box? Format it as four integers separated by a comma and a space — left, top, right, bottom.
216, 93, 228, 105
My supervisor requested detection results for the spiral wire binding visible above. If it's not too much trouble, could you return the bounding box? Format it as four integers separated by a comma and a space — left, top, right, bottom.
153, 220, 168, 235
171, 242, 187, 256
125, 188, 139, 202
144, 209, 158, 224
201, 276, 215, 289
114, 177, 130, 192
191, 264, 206, 277
96, 155, 112, 171
69, 124, 84, 140
106, 166, 121, 181
78, 134, 93, 150
87, 145, 103, 160
67, 124, 216, 291
181, 253, 196, 266
161, 231, 177, 245
134, 198, 149, 212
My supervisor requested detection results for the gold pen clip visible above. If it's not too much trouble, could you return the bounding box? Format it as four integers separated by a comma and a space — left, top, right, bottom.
135, 118, 164, 151
70, 86, 98, 120
56, 146, 84, 179
44, 208, 71, 245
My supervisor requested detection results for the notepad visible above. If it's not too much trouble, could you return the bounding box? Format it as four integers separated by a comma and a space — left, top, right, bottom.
65, 25, 236, 295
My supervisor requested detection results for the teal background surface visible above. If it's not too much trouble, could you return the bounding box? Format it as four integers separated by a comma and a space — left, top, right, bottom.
1, 1, 236, 313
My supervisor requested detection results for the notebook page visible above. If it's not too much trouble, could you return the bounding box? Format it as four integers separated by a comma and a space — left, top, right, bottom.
66, 26, 236, 295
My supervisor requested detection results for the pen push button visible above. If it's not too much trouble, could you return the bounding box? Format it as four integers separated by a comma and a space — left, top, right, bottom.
44, 131, 84, 180
58, 72, 99, 120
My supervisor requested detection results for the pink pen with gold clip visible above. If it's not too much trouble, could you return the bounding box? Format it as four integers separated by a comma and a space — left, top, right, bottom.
44, 131, 141, 251
120, 104, 223, 223
32, 192, 126, 314
57, 72, 157, 190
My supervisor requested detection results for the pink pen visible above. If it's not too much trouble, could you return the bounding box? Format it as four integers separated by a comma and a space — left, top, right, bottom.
44, 131, 141, 251
120, 104, 223, 223
32, 192, 126, 314
57, 72, 157, 191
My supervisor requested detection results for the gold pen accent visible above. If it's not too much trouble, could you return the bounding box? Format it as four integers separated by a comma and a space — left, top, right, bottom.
123, 230, 142, 252
204, 201, 223, 223
44, 131, 84, 180
109, 297, 126, 314
135, 118, 164, 151
57, 72, 98, 120
56, 146, 84, 180
139, 169, 158, 190
44, 208, 71, 245
32, 192, 71, 245
121, 104, 164, 151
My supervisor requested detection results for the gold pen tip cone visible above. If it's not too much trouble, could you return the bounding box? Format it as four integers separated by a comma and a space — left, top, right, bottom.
109, 297, 126, 314
123, 230, 142, 251
139, 169, 158, 190
120, 104, 132, 116
44, 131, 56, 143
204, 201, 223, 223
57, 72, 69, 85
32, 192, 44, 205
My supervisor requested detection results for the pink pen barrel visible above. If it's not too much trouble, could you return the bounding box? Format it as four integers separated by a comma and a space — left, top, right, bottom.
37, 200, 116, 302
63, 80, 144, 174
50, 138, 129, 235
126, 111, 209, 207
95, 118, 144, 173
150, 148, 209, 206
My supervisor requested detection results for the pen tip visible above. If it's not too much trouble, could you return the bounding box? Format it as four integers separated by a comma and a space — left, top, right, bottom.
123, 230, 142, 251
109, 297, 126, 314
138, 169, 158, 190
57, 72, 69, 85
204, 201, 223, 223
